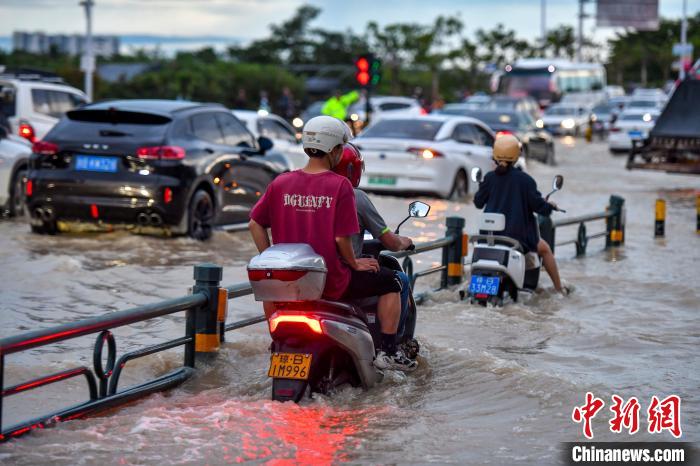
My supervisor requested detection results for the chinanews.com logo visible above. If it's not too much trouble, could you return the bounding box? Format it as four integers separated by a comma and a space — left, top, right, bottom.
564, 392, 696, 465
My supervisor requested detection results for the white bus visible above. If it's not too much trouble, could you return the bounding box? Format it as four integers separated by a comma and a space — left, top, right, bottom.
492, 58, 607, 107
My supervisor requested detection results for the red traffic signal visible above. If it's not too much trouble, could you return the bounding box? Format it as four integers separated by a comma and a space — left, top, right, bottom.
356, 57, 369, 72
356, 71, 370, 86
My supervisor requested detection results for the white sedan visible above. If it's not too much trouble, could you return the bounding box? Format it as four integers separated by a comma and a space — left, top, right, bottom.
608, 110, 660, 153
0, 126, 32, 216
539, 104, 589, 136
354, 115, 499, 200
232, 110, 307, 170
348, 96, 425, 123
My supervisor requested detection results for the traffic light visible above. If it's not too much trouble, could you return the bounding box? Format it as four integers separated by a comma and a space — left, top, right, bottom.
355, 54, 381, 87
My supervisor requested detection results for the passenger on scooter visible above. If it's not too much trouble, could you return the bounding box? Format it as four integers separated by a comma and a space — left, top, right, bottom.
333, 142, 415, 339
473, 134, 569, 295
248, 116, 416, 371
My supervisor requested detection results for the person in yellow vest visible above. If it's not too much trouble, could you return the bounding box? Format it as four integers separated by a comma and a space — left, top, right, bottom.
321, 89, 360, 121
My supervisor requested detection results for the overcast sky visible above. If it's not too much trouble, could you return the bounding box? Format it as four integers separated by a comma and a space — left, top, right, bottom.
1, 0, 696, 44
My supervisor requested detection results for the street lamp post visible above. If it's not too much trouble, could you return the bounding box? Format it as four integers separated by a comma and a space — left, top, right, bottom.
80, 0, 95, 102
680, 0, 688, 80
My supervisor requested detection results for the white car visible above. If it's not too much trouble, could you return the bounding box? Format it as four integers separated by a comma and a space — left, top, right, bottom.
625, 98, 665, 113
0, 125, 32, 216
354, 115, 498, 200
233, 109, 307, 170
348, 96, 425, 123
540, 104, 589, 135
608, 110, 660, 153
0, 73, 87, 143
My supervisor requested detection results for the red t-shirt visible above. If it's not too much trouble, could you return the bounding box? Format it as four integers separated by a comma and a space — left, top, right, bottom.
250, 170, 359, 299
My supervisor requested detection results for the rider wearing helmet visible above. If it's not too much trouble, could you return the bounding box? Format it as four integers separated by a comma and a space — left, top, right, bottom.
334, 143, 416, 345
473, 134, 568, 295
249, 116, 415, 371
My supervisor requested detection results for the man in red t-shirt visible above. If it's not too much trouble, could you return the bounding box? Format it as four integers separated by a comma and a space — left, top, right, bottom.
249, 116, 415, 372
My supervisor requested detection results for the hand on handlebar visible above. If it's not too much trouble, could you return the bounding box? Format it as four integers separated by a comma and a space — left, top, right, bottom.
354, 257, 380, 273
549, 201, 566, 213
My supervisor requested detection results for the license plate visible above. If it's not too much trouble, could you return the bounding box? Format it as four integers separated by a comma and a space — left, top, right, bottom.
268, 352, 312, 380
75, 155, 119, 173
628, 130, 643, 139
368, 176, 396, 186
469, 275, 500, 296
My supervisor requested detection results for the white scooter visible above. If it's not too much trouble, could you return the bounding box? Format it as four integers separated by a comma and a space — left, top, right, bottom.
462, 168, 564, 306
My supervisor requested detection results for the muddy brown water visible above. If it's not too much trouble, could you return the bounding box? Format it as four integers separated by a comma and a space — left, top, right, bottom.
0, 139, 698, 465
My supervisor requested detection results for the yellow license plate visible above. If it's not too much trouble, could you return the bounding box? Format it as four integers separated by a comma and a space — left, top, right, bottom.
268, 352, 312, 380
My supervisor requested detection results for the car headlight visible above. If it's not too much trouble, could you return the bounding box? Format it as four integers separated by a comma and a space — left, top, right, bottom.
535, 119, 544, 128
561, 118, 575, 129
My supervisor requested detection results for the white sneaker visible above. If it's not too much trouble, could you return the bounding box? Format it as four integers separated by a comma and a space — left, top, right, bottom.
373, 349, 418, 372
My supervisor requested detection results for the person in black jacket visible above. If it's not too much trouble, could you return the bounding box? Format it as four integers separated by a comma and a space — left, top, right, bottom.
474, 134, 568, 295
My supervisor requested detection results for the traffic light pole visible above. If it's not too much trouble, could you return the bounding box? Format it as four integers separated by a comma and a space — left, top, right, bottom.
364, 87, 372, 127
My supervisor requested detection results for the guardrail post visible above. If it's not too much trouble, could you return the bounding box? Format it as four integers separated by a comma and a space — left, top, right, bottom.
192, 263, 223, 360
606, 195, 626, 248
695, 192, 699, 234
443, 216, 465, 287
538, 214, 556, 253
654, 198, 666, 238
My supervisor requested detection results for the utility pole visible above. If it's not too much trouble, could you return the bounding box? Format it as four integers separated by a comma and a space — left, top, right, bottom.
577, 0, 585, 62
541, 0, 547, 51
680, 0, 688, 80
80, 0, 95, 102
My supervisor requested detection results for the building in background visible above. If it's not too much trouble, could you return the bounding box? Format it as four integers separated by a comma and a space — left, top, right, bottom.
12, 31, 119, 57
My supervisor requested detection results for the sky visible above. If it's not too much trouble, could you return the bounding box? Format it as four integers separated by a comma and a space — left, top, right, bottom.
0, 0, 697, 46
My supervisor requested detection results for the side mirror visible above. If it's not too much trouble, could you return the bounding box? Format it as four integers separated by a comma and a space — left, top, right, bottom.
257, 136, 274, 154
553, 174, 564, 191
470, 167, 483, 183
408, 201, 430, 218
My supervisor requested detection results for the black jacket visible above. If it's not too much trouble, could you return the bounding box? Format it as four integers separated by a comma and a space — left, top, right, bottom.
473, 168, 553, 252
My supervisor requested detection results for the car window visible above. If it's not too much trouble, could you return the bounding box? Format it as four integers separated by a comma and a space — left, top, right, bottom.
259, 118, 296, 143
0, 83, 17, 117
216, 113, 254, 147
32, 89, 52, 116
361, 119, 443, 140
48, 91, 75, 117
452, 124, 478, 144
69, 93, 87, 108
378, 102, 412, 111
191, 113, 225, 144
472, 124, 495, 146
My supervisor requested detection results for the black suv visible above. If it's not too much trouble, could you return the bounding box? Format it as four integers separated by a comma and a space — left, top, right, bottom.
26, 99, 288, 239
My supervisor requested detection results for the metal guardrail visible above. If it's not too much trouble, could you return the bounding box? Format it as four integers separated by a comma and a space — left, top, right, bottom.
539, 195, 626, 256
0, 216, 467, 441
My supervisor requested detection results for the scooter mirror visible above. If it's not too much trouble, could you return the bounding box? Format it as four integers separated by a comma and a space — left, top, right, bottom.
408, 201, 430, 218
553, 175, 564, 191
470, 167, 483, 183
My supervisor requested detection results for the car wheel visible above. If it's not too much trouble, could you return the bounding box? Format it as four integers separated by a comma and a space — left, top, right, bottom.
545, 145, 556, 166
30, 219, 57, 235
448, 171, 469, 202
187, 189, 214, 241
9, 168, 27, 217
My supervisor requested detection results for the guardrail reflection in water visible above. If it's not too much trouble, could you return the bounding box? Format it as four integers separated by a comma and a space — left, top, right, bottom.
0, 216, 467, 441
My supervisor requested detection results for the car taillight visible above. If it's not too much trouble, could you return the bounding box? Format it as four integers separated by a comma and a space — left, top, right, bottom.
248, 270, 307, 282
25, 180, 33, 197
407, 147, 444, 160
32, 140, 59, 155
610, 127, 620, 133
496, 130, 513, 137
419, 107, 428, 115
164, 187, 173, 204
136, 145, 185, 160
19, 121, 36, 143
269, 313, 323, 334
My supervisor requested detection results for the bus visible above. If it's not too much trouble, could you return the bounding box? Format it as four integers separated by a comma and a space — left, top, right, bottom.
492, 58, 607, 108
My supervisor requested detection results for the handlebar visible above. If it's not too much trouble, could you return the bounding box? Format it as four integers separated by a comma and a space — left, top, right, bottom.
406, 244, 416, 251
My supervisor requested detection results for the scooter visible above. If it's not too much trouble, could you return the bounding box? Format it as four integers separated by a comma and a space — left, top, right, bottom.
462, 168, 565, 306
247, 201, 430, 402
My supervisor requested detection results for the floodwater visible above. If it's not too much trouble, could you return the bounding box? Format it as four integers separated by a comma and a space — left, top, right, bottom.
0, 139, 698, 465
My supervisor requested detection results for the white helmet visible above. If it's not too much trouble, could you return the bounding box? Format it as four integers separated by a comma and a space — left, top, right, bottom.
302, 116, 350, 154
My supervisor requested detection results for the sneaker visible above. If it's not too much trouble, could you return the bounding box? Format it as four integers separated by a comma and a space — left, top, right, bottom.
373, 349, 418, 372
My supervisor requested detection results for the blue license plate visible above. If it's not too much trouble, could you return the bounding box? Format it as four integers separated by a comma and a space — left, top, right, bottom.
75, 155, 119, 173
628, 130, 643, 139
469, 275, 500, 296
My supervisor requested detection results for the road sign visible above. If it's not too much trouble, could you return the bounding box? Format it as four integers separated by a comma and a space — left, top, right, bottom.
673, 43, 694, 57
597, 0, 659, 31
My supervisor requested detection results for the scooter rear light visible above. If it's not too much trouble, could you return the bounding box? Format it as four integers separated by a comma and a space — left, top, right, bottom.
610, 127, 621, 133
269, 313, 323, 334
476, 293, 488, 299
496, 130, 513, 138
248, 270, 307, 282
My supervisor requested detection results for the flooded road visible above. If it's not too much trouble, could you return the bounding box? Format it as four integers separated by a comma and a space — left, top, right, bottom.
1, 139, 698, 465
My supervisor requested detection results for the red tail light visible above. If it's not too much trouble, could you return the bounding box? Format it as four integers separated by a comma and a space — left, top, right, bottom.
90, 204, 99, 219
164, 187, 173, 204
25, 180, 33, 197
248, 270, 307, 282
32, 140, 59, 156
269, 313, 323, 334
19, 121, 36, 143
419, 107, 428, 115
136, 146, 185, 160
610, 127, 620, 133
496, 130, 513, 137
407, 147, 444, 159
